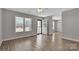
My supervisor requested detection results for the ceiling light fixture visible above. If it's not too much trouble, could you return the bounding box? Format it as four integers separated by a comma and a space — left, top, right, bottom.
37, 8, 43, 13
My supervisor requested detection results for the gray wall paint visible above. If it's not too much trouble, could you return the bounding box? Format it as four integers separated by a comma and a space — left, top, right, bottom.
62, 8, 79, 40
0, 9, 2, 42
47, 16, 53, 34
42, 16, 53, 35
57, 20, 62, 32
1, 9, 40, 40
45, 16, 53, 35
42, 18, 47, 34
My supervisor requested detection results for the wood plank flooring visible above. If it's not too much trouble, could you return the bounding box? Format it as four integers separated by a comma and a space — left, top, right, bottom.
0, 33, 79, 51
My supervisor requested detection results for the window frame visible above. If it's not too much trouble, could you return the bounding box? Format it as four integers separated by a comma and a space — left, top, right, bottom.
15, 16, 32, 33
15, 16, 24, 33
24, 18, 32, 32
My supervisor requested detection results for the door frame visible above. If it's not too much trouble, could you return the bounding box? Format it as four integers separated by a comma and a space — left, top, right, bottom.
37, 19, 42, 34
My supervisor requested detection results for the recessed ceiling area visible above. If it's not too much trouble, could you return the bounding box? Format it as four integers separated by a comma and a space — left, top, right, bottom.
6, 8, 73, 18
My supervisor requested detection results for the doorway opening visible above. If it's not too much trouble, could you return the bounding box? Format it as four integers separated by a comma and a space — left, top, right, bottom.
37, 20, 42, 34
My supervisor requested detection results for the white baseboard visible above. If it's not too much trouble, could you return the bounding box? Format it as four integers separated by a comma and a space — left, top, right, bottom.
3, 34, 37, 41
63, 37, 79, 42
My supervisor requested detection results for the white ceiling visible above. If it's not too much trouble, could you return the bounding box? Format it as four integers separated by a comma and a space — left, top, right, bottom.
6, 8, 73, 17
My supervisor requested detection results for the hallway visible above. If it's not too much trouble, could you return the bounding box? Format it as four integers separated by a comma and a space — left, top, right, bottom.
0, 33, 79, 51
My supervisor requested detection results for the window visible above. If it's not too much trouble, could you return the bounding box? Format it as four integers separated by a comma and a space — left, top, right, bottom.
25, 18, 32, 31
15, 16, 32, 32
15, 16, 24, 32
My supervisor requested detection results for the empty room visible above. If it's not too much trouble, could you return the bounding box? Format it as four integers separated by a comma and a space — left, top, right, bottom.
0, 8, 79, 51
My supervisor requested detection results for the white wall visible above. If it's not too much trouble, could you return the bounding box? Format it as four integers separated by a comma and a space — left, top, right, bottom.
62, 8, 79, 40
1, 9, 40, 41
